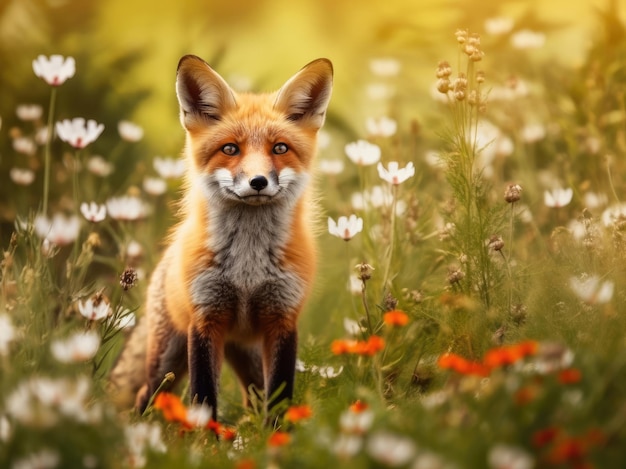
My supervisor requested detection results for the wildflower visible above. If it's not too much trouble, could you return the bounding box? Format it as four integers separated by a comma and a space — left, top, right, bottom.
284, 405, 312, 423
51, 331, 100, 363
483, 341, 538, 369
533, 342, 575, 374
521, 123, 546, 143
532, 427, 561, 448
362, 335, 385, 355
118, 120, 144, 142
153, 157, 186, 179
34, 213, 80, 245
383, 310, 409, 327
558, 368, 582, 384
77, 293, 111, 321
331, 336, 385, 356
544, 188, 573, 208
56, 118, 104, 149
487, 444, 534, 469
504, 183, 522, 203
32, 54, 75, 86
340, 407, 374, 434
80, 202, 106, 222
317, 365, 344, 378
349, 400, 368, 413
16, 104, 43, 121
186, 404, 212, 428
437, 353, 489, 377
366, 431, 416, 467
343, 317, 363, 335
106, 196, 149, 221
12, 137, 37, 156
10, 168, 36, 186
328, 215, 363, 241
318, 159, 345, 175
447, 267, 465, 285
143, 177, 167, 196
453, 73, 468, 101
0, 314, 16, 357
569, 275, 614, 304
153, 392, 188, 426
511, 29, 546, 49
484, 17, 514, 35
369, 58, 401, 77
455, 29, 468, 44
366, 116, 397, 137
267, 431, 291, 447
125, 422, 167, 468
86, 156, 113, 177
355, 262, 375, 281
11, 448, 60, 469
333, 434, 363, 458
345, 140, 381, 166
110, 308, 136, 330
436, 60, 452, 78
377, 161, 415, 185
120, 267, 138, 290
487, 235, 504, 252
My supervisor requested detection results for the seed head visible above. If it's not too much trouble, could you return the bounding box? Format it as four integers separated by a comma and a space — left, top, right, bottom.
455, 29, 468, 44
437, 78, 451, 94
436, 60, 452, 78
119, 267, 138, 290
504, 183, 523, 203
447, 267, 465, 285
355, 263, 375, 282
488, 235, 504, 252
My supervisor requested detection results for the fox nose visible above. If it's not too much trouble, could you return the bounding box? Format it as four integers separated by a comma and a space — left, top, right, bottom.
249, 175, 268, 191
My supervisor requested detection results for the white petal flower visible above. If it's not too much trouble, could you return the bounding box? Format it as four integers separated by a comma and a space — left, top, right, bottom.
13, 137, 37, 156
328, 215, 363, 241
78, 297, 111, 321
369, 58, 401, 77
80, 202, 107, 223
544, 188, 573, 208
521, 123, 546, 143
377, 161, 415, 185
318, 366, 344, 378
11, 448, 60, 469
16, 104, 43, 121
343, 317, 363, 336
106, 196, 149, 221
488, 444, 534, 469
569, 275, 614, 305
345, 140, 381, 166
143, 177, 167, 196
366, 431, 416, 467
484, 17, 514, 35
56, 118, 104, 149
51, 331, 100, 363
0, 314, 16, 357
153, 157, 186, 179
32, 54, 75, 86
601, 203, 626, 227
34, 213, 80, 245
366, 116, 397, 137
340, 409, 374, 434
86, 156, 113, 177
118, 120, 144, 142
186, 404, 211, 427
10, 168, 36, 186
511, 29, 546, 49
110, 308, 136, 330
333, 434, 363, 458
125, 422, 166, 467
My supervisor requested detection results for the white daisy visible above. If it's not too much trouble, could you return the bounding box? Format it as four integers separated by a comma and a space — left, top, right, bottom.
345, 140, 381, 166
32, 54, 75, 86
328, 215, 363, 241
80, 202, 106, 223
377, 161, 415, 185
56, 118, 104, 149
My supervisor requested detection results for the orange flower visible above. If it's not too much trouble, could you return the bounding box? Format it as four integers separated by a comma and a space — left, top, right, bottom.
220, 426, 237, 441
331, 339, 355, 355
437, 353, 489, 377
235, 460, 256, 469
383, 310, 409, 327
153, 392, 188, 425
349, 400, 369, 413
363, 335, 385, 355
483, 340, 538, 369
285, 405, 313, 423
558, 368, 582, 384
268, 431, 291, 447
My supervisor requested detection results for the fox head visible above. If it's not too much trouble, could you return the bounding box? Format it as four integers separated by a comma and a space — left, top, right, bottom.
176, 55, 333, 207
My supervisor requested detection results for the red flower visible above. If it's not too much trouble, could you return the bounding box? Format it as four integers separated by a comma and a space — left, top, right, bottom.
483, 340, 538, 369
349, 400, 369, 413
268, 431, 291, 447
153, 392, 188, 426
438, 353, 490, 377
285, 405, 313, 423
532, 427, 561, 448
383, 310, 409, 327
558, 368, 582, 384
331, 336, 385, 356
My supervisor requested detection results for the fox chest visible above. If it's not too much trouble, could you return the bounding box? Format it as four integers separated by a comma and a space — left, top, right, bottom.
189, 209, 304, 335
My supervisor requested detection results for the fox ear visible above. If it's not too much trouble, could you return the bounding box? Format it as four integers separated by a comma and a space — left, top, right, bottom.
176, 55, 236, 130
274, 58, 333, 130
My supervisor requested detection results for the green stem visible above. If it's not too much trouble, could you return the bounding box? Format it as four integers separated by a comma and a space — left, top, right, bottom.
42, 87, 58, 216
381, 184, 398, 294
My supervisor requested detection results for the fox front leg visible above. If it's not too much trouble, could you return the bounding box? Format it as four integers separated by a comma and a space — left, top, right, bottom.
188, 323, 225, 420
262, 319, 298, 419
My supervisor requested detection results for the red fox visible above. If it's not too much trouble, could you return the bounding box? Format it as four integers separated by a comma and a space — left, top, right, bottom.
110, 55, 333, 419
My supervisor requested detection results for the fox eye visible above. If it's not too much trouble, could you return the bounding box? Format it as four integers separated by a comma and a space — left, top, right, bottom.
272, 143, 289, 155
221, 143, 239, 156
